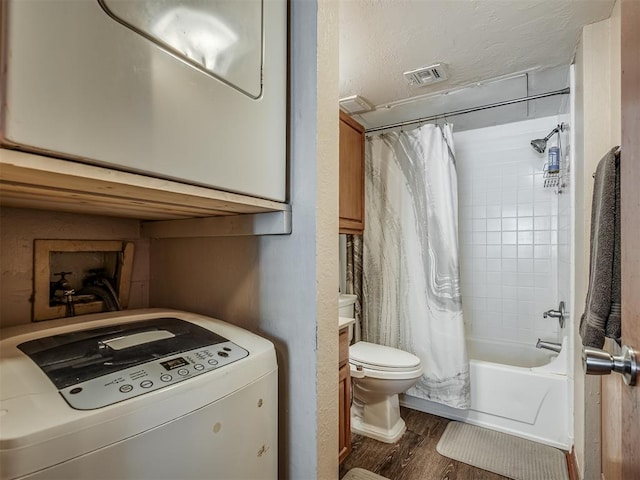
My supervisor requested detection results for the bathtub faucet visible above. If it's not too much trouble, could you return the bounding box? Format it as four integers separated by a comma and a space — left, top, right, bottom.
536, 338, 562, 354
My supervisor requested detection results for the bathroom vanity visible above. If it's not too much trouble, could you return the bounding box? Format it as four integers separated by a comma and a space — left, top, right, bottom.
338, 318, 354, 463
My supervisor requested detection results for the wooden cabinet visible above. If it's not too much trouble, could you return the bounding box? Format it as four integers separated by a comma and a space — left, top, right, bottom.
339, 111, 365, 234
338, 326, 352, 463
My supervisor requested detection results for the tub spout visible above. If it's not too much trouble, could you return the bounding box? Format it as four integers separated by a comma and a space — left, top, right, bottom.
536, 338, 562, 354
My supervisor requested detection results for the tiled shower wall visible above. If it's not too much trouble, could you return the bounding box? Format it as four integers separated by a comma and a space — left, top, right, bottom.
454, 116, 566, 345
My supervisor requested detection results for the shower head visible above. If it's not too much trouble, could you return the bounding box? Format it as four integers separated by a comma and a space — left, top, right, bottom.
531, 138, 548, 154
530, 123, 567, 153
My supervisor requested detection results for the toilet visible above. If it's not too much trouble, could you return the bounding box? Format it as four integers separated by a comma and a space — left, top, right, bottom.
339, 294, 423, 444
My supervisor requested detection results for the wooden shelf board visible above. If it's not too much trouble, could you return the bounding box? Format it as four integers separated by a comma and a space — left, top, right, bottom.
0, 148, 288, 220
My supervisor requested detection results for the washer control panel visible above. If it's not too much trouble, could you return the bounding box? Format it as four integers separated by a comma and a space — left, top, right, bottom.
60, 341, 248, 410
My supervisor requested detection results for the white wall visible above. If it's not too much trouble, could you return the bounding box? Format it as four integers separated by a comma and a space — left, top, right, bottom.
455, 116, 565, 346
573, 1, 621, 477
149, 2, 340, 479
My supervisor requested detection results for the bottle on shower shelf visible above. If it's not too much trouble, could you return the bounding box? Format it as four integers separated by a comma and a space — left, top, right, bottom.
547, 146, 560, 173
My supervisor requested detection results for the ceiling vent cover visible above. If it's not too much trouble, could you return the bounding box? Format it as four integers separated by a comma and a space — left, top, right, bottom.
403, 63, 448, 86
339, 95, 374, 114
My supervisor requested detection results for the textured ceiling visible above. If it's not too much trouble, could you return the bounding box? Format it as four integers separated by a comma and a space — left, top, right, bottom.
339, 0, 614, 128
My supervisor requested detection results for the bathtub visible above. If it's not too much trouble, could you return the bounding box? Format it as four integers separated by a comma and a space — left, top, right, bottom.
400, 336, 571, 449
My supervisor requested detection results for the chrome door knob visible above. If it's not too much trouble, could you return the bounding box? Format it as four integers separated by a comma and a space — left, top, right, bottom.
582, 345, 638, 386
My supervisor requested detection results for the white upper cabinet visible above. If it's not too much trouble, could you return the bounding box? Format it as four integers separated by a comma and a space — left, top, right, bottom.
1, 0, 287, 202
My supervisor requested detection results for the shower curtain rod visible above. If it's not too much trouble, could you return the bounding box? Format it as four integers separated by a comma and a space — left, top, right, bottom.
365, 87, 570, 135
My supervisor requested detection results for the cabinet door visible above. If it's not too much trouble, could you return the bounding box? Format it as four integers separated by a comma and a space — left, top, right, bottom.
339, 111, 365, 234
338, 362, 352, 463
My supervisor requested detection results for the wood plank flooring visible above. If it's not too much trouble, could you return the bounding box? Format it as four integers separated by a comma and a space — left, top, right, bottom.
339, 407, 511, 480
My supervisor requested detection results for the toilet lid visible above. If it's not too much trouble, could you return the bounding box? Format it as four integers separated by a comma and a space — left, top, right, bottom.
349, 342, 421, 370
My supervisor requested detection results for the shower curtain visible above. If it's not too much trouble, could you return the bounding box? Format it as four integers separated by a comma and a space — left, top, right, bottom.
363, 124, 470, 409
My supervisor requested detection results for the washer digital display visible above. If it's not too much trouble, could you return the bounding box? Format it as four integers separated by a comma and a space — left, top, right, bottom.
160, 357, 188, 371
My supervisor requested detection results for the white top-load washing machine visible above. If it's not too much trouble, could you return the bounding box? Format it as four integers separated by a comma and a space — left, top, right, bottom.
0, 309, 277, 480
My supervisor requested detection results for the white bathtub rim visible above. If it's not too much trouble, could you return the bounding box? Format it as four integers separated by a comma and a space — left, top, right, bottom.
466, 336, 569, 376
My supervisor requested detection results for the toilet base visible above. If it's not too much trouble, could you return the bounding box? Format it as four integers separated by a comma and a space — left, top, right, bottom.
350, 395, 407, 444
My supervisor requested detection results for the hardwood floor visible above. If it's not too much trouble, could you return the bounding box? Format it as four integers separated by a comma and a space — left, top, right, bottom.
339, 407, 511, 480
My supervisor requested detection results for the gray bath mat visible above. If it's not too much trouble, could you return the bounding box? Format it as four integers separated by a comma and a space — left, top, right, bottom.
436, 422, 569, 480
342, 468, 390, 480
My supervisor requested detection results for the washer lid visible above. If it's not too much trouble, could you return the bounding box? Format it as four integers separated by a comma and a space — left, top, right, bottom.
349, 342, 421, 369
17, 317, 228, 390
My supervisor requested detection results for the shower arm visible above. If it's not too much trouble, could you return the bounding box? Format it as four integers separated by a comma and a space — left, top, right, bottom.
542, 128, 560, 142
542, 122, 568, 141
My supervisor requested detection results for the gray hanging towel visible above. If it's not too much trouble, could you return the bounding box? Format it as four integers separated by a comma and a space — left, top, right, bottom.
579, 146, 621, 348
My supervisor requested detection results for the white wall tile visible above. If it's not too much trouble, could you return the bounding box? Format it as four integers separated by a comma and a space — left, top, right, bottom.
518, 286, 535, 301
473, 232, 487, 245
455, 116, 562, 343
534, 203, 552, 216
487, 218, 502, 231
473, 218, 487, 231
535, 259, 552, 273
503, 299, 518, 312
502, 218, 517, 231
503, 286, 518, 299
534, 216, 552, 230
473, 245, 487, 257
518, 188, 534, 204
503, 272, 519, 286
486, 258, 502, 271
486, 205, 502, 218
502, 232, 517, 244
534, 245, 551, 258
518, 245, 534, 258
518, 259, 534, 272
486, 190, 502, 204
518, 217, 534, 230
518, 204, 534, 217
534, 230, 551, 244
472, 206, 487, 218
518, 231, 534, 244
518, 273, 535, 287
487, 232, 502, 244
502, 259, 518, 272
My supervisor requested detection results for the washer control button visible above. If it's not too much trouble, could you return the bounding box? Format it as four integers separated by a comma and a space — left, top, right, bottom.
208, 359, 219, 366
194, 364, 205, 371
217, 351, 229, 358
177, 368, 189, 376
223, 347, 232, 352
140, 380, 153, 389
119, 384, 134, 393
160, 374, 172, 382
70, 387, 83, 395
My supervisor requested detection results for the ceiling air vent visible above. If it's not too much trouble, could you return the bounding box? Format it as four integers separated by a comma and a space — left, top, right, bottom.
403, 63, 448, 87
339, 95, 373, 114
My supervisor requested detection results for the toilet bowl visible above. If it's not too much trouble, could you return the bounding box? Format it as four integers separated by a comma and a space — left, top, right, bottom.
349, 341, 423, 443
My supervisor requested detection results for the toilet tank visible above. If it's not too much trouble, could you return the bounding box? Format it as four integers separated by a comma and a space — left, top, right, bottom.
339, 294, 356, 318
339, 294, 358, 343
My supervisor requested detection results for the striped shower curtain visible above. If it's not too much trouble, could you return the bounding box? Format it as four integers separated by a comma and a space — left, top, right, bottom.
363, 124, 470, 409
